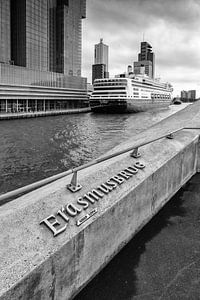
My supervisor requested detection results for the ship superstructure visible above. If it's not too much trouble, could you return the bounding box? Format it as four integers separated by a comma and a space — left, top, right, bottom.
90, 74, 173, 113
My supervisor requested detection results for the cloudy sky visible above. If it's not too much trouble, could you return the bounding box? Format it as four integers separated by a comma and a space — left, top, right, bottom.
82, 0, 200, 97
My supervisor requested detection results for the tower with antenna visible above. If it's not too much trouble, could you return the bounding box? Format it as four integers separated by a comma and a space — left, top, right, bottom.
134, 41, 155, 78
92, 38, 109, 83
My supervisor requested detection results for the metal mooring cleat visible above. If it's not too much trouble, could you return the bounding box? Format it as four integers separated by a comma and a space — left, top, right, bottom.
166, 133, 174, 139
131, 147, 141, 158
67, 171, 82, 192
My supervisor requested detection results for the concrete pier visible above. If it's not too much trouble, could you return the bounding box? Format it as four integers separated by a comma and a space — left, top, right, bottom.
0, 102, 200, 299
0, 107, 91, 120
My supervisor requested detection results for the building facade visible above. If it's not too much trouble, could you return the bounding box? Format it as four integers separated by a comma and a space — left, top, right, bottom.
92, 39, 109, 83
181, 90, 188, 101
92, 64, 108, 84
134, 60, 153, 78
0, 0, 88, 113
134, 41, 155, 78
181, 90, 196, 102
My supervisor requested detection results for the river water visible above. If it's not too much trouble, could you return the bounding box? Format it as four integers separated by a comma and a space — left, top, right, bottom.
0, 105, 188, 195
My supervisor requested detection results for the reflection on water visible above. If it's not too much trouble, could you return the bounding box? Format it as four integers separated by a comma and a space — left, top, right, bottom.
0, 105, 186, 194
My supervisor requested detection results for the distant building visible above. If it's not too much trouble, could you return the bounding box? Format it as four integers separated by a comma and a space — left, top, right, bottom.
181, 90, 196, 102
87, 82, 93, 97
92, 64, 108, 83
181, 91, 186, 101
181, 90, 188, 101
127, 65, 133, 75
0, 0, 88, 113
92, 39, 109, 83
188, 90, 196, 101
134, 41, 155, 78
134, 61, 152, 78
94, 38, 109, 70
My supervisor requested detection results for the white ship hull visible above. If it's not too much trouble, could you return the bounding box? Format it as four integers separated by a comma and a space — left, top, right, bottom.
90, 98, 171, 113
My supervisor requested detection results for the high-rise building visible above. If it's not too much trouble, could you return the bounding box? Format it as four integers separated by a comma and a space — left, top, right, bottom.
181, 90, 188, 101
134, 61, 152, 77
0, 1, 11, 64
92, 64, 107, 83
134, 41, 155, 78
94, 39, 108, 71
92, 39, 109, 83
188, 90, 196, 101
0, 0, 88, 113
181, 90, 196, 102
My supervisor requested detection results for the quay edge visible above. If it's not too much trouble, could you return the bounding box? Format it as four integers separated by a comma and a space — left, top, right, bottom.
0, 102, 200, 299
0, 108, 91, 120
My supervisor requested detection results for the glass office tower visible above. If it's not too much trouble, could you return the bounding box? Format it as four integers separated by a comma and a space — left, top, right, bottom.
134, 41, 155, 79
0, 0, 87, 113
92, 39, 109, 83
0, 0, 11, 64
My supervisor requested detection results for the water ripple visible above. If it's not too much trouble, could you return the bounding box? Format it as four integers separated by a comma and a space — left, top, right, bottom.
0, 106, 187, 194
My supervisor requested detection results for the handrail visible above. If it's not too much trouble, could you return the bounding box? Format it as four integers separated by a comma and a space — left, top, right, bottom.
0, 126, 199, 205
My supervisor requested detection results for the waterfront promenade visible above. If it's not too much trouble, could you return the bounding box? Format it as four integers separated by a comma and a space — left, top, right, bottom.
0, 101, 200, 299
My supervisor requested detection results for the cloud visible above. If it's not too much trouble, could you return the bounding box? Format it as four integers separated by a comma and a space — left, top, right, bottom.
138, 0, 200, 28
82, 0, 200, 96
87, 0, 200, 30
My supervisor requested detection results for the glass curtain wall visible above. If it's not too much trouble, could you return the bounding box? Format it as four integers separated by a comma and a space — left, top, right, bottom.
0, 0, 11, 64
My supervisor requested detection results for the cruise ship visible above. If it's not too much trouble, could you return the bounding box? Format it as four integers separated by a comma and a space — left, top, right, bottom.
90, 74, 173, 113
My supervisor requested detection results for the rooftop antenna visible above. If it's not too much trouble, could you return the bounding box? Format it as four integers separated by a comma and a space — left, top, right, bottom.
142, 33, 145, 42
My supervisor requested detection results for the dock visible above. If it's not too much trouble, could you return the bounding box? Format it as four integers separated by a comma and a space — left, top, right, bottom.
0, 107, 91, 120
0, 101, 200, 299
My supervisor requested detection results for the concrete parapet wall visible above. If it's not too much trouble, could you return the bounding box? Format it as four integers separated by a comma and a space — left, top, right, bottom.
0, 125, 200, 299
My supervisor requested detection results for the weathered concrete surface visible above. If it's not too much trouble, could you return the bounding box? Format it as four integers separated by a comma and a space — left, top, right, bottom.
0, 101, 200, 300
74, 173, 200, 300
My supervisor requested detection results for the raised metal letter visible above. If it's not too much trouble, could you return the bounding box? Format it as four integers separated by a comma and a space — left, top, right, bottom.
134, 161, 145, 169
111, 175, 125, 185
57, 206, 69, 222
66, 203, 82, 217
40, 215, 67, 237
